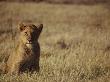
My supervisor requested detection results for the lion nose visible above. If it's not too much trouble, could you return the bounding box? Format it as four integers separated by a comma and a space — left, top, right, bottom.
28, 38, 32, 42
29, 39, 32, 42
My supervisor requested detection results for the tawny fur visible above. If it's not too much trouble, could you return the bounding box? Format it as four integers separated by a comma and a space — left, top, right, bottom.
0, 23, 43, 74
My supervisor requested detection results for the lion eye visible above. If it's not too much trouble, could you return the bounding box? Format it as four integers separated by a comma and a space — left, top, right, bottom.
25, 32, 28, 35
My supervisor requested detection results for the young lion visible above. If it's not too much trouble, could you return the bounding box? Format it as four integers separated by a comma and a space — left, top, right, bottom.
1, 23, 43, 74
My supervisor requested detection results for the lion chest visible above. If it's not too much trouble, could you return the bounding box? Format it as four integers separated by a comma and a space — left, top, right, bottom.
22, 46, 34, 59
21, 44, 39, 60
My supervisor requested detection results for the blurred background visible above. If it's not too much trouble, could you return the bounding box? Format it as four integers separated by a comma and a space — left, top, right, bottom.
0, 0, 110, 4
0, 0, 110, 82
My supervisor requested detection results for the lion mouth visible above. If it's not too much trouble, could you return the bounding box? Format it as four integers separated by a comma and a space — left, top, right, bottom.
26, 42, 32, 44
26, 41, 36, 44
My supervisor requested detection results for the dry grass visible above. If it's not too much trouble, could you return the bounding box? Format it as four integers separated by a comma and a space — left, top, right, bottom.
0, 2, 110, 82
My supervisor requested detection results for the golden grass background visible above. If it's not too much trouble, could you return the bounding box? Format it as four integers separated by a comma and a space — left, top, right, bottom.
0, 2, 110, 82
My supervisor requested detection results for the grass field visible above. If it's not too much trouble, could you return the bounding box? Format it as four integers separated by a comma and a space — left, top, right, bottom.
0, 2, 110, 82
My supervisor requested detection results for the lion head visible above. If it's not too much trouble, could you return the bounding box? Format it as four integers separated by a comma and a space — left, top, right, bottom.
18, 23, 43, 44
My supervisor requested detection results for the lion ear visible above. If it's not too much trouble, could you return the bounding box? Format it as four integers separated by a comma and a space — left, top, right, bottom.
37, 24, 43, 33
18, 23, 26, 31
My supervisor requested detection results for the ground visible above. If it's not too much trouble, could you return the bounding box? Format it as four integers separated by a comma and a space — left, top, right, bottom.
0, 2, 110, 82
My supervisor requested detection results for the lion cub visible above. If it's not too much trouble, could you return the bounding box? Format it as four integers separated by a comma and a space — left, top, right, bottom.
4, 23, 43, 74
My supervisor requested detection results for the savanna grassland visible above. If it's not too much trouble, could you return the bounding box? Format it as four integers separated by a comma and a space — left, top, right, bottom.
0, 2, 110, 82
